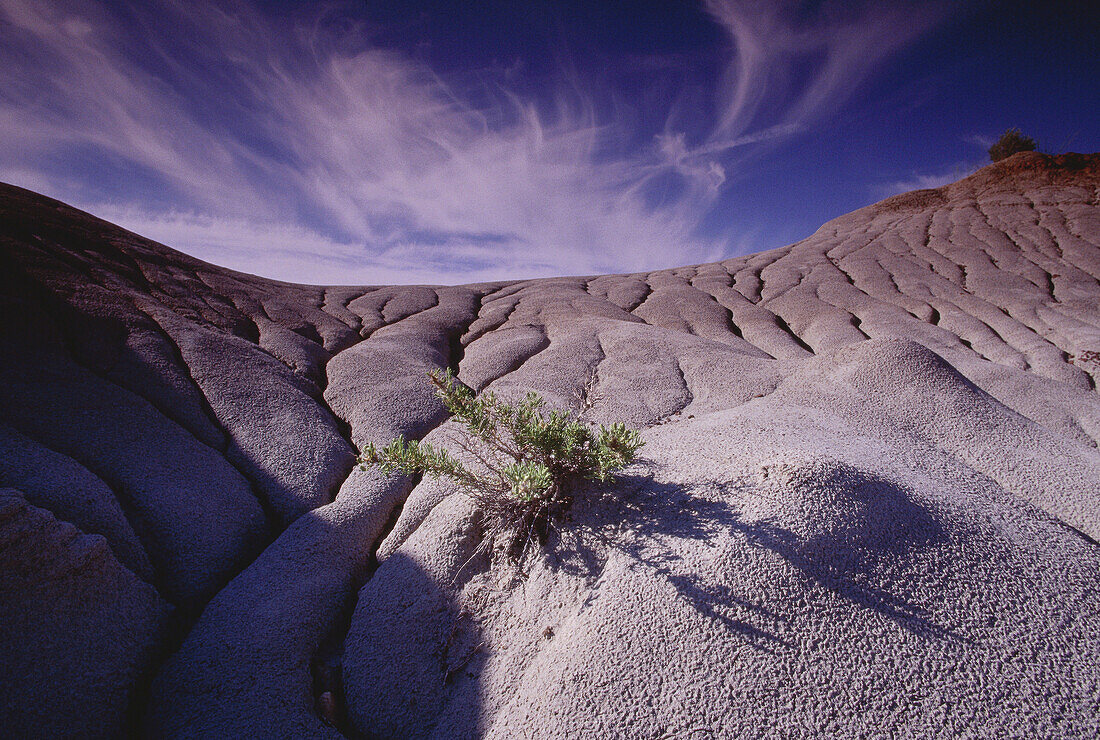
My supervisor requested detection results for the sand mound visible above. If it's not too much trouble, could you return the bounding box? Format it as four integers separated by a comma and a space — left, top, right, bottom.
343, 339, 1100, 738
1, 153, 1098, 736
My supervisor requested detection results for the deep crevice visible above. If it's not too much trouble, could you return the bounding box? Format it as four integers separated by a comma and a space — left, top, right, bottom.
727, 309, 744, 339
310, 474, 420, 740
624, 279, 654, 315
318, 358, 356, 451
850, 314, 871, 340
672, 358, 695, 418
0, 278, 281, 611
308, 468, 428, 738
123, 593, 212, 737
773, 314, 815, 354
133, 304, 283, 534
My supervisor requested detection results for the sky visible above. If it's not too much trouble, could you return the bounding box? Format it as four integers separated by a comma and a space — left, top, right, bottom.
1, 0, 1097, 285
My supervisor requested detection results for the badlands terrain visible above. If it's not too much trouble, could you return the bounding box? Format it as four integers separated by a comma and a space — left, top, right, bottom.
1, 152, 1099, 738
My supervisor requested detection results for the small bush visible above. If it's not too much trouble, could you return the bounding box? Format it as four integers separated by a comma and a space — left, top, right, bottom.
359, 369, 644, 561
989, 128, 1037, 161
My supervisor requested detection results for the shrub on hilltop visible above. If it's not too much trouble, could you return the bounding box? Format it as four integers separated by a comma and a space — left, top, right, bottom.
989, 128, 1037, 161
359, 369, 644, 562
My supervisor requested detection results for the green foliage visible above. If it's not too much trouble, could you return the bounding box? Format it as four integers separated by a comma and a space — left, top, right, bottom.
989, 128, 1037, 162
359, 369, 644, 560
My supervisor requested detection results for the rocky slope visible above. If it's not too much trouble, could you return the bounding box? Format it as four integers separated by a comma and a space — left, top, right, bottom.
1, 152, 1098, 737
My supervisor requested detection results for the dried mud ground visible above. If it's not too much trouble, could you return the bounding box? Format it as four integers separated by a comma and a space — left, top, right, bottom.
1, 152, 1099, 738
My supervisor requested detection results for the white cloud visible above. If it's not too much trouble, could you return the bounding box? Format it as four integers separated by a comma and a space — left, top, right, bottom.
878, 160, 984, 198
684, 1, 950, 172
0, 0, 950, 285
965, 134, 997, 150
0, 0, 734, 283
89, 206, 646, 286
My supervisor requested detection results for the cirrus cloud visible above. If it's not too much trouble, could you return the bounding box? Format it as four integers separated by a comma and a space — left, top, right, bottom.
0, 0, 952, 284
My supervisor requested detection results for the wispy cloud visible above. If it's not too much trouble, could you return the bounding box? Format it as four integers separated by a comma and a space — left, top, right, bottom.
682, 1, 950, 170
878, 160, 984, 199
0, 0, 951, 284
965, 133, 997, 150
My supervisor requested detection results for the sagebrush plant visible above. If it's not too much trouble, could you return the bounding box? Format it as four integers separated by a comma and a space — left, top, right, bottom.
989, 128, 1037, 162
359, 369, 644, 561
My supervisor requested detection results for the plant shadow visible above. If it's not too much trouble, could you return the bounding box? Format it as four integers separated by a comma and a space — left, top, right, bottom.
545, 459, 965, 649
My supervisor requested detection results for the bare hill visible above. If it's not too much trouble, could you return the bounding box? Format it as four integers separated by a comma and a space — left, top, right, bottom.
1, 151, 1098, 737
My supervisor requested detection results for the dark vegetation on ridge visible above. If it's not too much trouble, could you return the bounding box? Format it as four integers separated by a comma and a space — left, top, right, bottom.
989, 128, 1038, 161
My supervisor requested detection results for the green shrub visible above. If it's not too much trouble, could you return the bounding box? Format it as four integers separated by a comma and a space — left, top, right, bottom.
989, 128, 1037, 161
359, 369, 644, 561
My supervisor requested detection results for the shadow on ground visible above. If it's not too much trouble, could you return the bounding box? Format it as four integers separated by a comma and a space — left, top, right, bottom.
544, 461, 961, 647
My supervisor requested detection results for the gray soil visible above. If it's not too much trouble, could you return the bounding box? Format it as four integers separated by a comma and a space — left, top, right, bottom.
1, 152, 1098, 738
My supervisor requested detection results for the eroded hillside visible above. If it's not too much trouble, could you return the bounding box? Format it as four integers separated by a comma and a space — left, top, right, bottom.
1, 152, 1098, 737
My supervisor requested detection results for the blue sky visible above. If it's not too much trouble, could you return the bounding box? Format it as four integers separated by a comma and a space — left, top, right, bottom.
1, 0, 1097, 285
